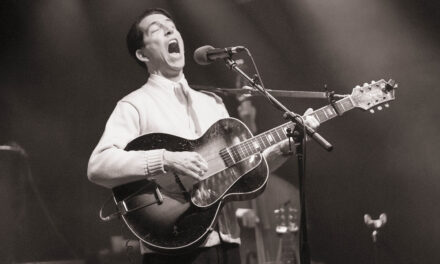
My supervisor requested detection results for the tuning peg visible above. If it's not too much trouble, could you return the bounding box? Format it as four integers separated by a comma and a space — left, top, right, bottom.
370, 109, 375, 114
363, 82, 369, 87
371, 80, 375, 84
385, 103, 389, 108
377, 106, 383, 111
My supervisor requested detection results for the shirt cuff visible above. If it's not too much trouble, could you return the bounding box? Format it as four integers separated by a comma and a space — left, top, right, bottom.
145, 149, 166, 177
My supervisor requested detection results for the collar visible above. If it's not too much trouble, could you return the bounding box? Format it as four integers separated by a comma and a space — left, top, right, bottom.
148, 73, 190, 92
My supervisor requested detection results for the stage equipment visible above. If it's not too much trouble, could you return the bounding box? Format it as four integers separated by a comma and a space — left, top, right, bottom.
194, 45, 246, 65
191, 85, 343, 99
212, 47, 397, 264
365, 213, 388, 264
101, 78, 396, 254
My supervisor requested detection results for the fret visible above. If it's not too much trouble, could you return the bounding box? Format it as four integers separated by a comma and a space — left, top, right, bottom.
238, 147, 244, 161
239, 146, 246, 158
236, 145, 245, 160
267, 133, 275, 144
338, 97, 355, 113
273, 129, 282, 141
251, 138, 262, 151
315, 110, 327, 123
248, 139, 257, 153
324, 106, 337, 118
230, 146, 240, 162
338, 100, 346, 112
310, 112, 321, 123
225, 148, 235, 163
314, 106, 333, 123
310, 96, 354, 124
268, 131, 276, 143
257, 136, 266, 149
244, 140, 254, 155
261, 132, 271, 147
322, 108, 329, 119
241, 142, 250, 156
236, 147, 242, 161
277, 127, 288, 140
245, 139, 254, 154
280, 127, 290, 139
274, 129, 282, 141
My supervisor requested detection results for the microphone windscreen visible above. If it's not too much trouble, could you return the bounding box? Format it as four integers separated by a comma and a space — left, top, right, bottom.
193, 45, 215, 65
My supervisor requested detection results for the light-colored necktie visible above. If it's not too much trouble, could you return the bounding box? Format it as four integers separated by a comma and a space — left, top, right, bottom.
175, 82, 202, 136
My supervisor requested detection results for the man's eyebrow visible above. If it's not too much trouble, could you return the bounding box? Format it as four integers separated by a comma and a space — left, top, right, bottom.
145, 18, 175, 33
145, 21, 160, 33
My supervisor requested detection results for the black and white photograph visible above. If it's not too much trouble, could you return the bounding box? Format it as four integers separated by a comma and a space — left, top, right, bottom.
1, 0, 439, 263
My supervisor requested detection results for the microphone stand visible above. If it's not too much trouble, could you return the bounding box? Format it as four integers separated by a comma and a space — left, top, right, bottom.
191, 85, 336, 99
223, 57, 333, 264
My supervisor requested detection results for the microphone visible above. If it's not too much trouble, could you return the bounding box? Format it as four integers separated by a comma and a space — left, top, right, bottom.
194, 45, 246, 65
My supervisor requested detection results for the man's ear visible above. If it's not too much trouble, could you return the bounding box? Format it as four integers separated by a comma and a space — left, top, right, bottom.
135, 49, 149, 63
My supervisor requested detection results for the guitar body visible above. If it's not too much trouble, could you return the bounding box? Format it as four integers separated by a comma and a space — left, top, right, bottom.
112, 118, 269, 253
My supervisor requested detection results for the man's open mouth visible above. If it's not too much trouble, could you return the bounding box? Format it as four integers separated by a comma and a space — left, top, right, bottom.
168, 39, 180, 54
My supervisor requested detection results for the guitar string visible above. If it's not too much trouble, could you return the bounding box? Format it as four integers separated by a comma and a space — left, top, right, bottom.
202, 125, 289, 164
187, 100, 350, 164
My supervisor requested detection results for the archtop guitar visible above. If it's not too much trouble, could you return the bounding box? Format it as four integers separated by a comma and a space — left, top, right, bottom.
111, 79, 397, 253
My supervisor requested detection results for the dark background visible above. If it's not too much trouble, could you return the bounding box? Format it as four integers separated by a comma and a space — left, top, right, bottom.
1, 0, 439, 263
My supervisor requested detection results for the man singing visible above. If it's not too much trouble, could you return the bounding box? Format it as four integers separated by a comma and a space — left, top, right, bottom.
88, 8, 319, 264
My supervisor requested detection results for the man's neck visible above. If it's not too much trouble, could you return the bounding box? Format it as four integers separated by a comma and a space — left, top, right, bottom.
150, 69, 183, 83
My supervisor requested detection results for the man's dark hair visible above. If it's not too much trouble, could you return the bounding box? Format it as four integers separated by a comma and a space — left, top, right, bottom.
126, 8, 174, 69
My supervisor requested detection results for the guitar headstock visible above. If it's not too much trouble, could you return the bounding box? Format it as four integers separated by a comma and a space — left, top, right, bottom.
351, 79, 397, 113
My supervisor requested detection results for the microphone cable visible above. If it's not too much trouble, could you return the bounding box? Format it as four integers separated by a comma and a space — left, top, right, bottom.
13, 145, 80, 259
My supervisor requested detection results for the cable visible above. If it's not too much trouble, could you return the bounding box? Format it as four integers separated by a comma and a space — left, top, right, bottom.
19, 148, 80, 259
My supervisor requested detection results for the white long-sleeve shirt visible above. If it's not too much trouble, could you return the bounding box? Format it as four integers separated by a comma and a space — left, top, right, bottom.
88, 73, 241, 252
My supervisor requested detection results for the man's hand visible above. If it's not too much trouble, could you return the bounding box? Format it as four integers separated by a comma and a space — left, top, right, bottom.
277, 108, 320, 154
303, 108, 319, 130
163, 151, 208, 180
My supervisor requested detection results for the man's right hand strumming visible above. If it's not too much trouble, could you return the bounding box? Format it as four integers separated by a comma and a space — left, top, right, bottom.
163, 150, 208, 180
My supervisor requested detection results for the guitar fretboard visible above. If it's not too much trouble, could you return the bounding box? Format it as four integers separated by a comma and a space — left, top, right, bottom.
223, 96, 354, 164
309, 96, 354, 124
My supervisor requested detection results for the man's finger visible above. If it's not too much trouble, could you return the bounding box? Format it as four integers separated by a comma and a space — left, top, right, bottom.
304, 107, 314, 116
187, 170, 202, 181
199, 162, 208, 172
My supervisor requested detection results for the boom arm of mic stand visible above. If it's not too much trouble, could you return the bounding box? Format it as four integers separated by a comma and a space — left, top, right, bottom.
224, 58, 333, 151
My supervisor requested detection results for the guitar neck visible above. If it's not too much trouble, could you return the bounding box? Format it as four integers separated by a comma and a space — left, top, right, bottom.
226, 96, 355, 162
308, 95, 355, 124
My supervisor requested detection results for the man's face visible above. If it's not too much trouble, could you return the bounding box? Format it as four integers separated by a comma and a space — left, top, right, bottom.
138, 13, 185, 74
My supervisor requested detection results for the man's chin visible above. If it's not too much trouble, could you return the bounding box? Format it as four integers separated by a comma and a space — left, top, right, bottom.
167, 60, 185, 71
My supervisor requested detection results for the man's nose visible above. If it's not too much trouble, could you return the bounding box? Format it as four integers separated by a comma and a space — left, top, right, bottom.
164, 25, 174, 36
